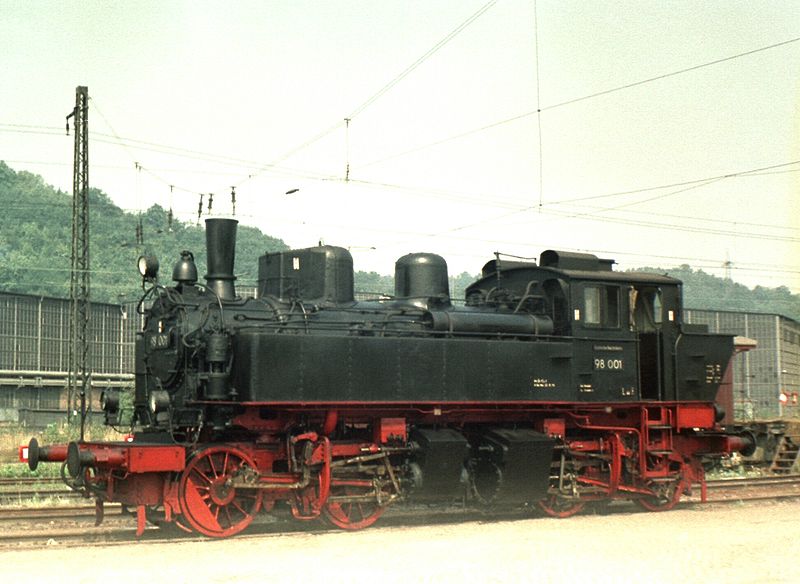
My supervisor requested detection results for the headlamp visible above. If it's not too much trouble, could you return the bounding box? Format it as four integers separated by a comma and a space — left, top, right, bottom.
137, 255, 159, 280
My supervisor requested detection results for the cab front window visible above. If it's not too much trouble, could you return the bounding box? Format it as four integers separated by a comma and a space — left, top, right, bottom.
583, 285, 620, 329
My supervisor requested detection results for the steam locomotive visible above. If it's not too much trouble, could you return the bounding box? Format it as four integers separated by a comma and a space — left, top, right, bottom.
24, 218, 754, 537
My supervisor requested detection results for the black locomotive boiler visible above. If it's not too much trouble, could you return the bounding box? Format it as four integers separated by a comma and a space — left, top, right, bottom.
25, 218, 754, 537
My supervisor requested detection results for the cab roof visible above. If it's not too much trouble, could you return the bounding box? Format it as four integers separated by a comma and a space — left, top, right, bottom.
481, 249, 681, 287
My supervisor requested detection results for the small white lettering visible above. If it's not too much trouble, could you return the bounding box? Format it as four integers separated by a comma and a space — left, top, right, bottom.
532, 378, 556, 389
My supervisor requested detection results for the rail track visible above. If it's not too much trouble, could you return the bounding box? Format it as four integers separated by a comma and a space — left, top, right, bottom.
0, 476, 80, 505
0, 477, 63, 485
705, 474, 800, 488
699, 474, 800, 502
0, 474, 796, 549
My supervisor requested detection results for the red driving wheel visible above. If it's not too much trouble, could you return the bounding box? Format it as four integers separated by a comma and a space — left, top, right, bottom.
178, 446, 261, 537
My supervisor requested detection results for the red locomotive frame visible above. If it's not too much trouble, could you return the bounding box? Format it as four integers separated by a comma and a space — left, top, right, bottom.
24, 400, 750, 537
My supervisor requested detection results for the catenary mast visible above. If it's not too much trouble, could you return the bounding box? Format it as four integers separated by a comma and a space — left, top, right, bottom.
66, 85, 90, 439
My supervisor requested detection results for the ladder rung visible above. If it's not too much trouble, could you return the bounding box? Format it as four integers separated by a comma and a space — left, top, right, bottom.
647, 476, 680, 483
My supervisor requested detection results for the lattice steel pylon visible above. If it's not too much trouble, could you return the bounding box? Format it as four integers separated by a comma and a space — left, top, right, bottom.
66, 86, 91, 438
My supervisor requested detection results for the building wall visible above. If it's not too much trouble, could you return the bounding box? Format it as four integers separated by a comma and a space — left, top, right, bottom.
0, 292, 137, 423
0, 293, 139, 373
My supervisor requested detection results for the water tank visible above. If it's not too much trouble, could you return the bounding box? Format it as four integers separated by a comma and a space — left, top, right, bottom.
258, 245, 354, 304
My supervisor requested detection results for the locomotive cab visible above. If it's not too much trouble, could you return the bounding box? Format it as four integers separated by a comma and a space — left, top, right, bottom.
467, 250, 733, 405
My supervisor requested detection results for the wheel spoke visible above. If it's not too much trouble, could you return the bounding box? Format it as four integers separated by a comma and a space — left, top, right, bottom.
222, 505, 233, 528
208, 454, 220, 479
191, 467, 213, 485
231, 500, 247, 516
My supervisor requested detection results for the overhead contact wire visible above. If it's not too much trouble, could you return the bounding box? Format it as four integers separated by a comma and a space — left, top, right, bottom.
356, 35, 800, 170
234, 0, 499, 190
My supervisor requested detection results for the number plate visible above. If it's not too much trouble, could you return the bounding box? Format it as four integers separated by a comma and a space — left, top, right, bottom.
593, 357, 624, 371
149, 333, 171, 349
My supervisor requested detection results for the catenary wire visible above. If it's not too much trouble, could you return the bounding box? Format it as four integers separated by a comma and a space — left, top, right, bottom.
355, 36, 800, 170
228, 1, 499, 191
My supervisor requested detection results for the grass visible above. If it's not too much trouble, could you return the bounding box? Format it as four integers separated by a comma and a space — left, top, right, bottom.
10, 494, 80, 507
0, 462, 62, 479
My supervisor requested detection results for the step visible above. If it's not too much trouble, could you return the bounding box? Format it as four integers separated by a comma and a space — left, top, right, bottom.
770, 435, 800, 474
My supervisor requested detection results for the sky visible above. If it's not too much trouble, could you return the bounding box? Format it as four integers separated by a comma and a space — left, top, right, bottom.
1, 1, 798, 292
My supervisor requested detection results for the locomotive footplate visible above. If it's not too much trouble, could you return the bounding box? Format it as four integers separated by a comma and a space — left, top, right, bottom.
25, 438, 186, 476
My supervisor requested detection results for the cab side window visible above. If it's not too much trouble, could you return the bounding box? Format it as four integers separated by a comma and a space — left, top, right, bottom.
583, 285, 620, 329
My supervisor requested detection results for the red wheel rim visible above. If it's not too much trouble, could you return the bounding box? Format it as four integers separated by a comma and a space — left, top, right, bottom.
538, 495, 585, 518
178, 446, 261, 537
322, 486, 384, 530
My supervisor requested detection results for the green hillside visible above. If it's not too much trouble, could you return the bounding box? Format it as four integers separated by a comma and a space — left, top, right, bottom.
0, 161, 287, 303
634, 265, 800, 321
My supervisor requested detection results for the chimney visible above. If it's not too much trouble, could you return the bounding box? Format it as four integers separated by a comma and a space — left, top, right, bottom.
204, 218, 238, 300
